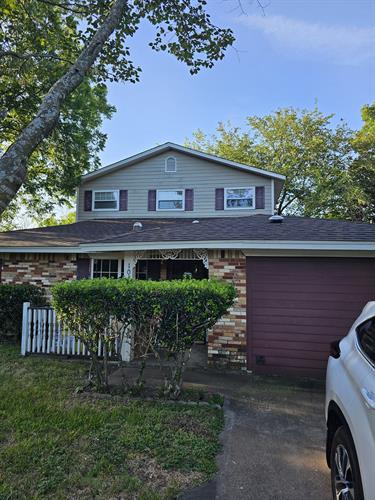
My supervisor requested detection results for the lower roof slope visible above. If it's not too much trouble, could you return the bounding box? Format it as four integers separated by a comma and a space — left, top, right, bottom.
0, 215, 374, 250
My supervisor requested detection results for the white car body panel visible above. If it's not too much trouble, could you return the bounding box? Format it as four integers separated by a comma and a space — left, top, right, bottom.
325, 301, 375, 499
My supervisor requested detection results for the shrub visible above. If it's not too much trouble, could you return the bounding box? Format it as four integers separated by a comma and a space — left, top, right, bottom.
52, 278, 131, 389
0, 284, 46, 342
52, 278, 236, 395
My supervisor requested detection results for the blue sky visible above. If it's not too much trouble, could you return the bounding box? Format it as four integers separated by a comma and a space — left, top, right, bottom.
99, 0, 375, 166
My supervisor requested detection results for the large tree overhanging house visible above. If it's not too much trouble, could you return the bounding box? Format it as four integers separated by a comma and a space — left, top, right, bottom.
1, 142, 375, 377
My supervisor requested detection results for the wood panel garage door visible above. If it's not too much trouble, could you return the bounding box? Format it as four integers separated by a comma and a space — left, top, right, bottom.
247, 257, 375, 377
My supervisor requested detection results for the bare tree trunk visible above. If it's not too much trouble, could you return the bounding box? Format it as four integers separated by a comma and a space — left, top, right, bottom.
103, 343, 109, 390
91, 351, 104, 391
0, 0, 127, 215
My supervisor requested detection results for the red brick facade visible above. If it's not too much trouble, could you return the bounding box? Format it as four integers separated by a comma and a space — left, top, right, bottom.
0, 253, 77, 295
208, 250, 247, 370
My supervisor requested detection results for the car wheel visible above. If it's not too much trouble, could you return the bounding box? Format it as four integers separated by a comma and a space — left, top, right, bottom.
330, 426, 364, 500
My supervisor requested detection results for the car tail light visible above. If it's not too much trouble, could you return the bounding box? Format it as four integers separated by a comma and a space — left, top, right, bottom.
329, 340, 341, 359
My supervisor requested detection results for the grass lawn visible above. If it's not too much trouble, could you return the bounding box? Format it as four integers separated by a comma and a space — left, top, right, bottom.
0, 346, 224, 499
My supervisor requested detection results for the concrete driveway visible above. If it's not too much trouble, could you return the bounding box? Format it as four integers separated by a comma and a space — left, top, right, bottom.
111, 364, 331, 499
179, 369, 332, 500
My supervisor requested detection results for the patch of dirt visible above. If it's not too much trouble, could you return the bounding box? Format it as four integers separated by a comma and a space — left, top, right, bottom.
167, 415, 212, 438
126, 453, 204, 493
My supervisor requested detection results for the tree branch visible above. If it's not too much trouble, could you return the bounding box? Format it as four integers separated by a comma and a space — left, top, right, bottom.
36, 0, 90, 15
0, 0, 128, 214
0, 50, 73, 64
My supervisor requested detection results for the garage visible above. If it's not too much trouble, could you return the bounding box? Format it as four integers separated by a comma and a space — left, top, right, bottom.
247, 257, 375, 377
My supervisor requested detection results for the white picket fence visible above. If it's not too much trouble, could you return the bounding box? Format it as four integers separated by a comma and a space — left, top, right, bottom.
20, 302, 131, 361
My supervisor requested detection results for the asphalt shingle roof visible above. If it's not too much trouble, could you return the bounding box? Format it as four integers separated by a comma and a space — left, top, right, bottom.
0, 215, 374, 249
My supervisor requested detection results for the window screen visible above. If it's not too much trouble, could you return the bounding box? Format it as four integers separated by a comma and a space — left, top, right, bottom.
225, 187, 254, 209
157, 190, 184, 210
93, 259, 119, 278
93, 191, 118, 210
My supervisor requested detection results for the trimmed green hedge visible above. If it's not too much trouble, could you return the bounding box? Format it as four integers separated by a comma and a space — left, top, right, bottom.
52, 278, 237, 392
0, 284, 46, 342
52, 278, 237, 350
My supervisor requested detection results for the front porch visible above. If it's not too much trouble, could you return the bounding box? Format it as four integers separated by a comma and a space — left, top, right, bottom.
3, 248, 247, 370
87, 248, 247, 369
88, 249, 210, 280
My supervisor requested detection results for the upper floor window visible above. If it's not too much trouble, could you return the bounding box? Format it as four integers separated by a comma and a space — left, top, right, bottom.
93, 190, 119, 210
225, 187, 255, 210
165, 156, 177, 173
157, 190, 184, 210
357, 317, 375, 365
92, 259, 120, 278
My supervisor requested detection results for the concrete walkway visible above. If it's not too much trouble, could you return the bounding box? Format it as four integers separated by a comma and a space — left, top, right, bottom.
110, 366, 331, 500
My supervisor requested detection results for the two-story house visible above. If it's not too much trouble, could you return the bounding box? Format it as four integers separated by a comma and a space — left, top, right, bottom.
1, 142, 375, 377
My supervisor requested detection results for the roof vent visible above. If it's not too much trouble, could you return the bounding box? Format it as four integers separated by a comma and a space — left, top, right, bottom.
192, 220, 200, 224
268, 215, 284, 223
133, 221, 143, 232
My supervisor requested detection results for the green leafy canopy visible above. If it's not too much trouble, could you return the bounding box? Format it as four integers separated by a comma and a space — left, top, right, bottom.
0, 1, 116, 220
350, 103, 375, 222
0, 0, 234, 224
186, 107, 361, 219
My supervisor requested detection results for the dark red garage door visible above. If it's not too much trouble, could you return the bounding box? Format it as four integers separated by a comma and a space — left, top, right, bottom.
247, 257, 375, 377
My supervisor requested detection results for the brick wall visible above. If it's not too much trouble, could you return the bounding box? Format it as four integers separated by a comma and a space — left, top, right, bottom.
208, 250, 247, 370
0, 253, 77, 296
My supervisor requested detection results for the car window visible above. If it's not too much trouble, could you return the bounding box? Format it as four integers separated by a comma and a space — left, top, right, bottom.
357, 317, 375, 365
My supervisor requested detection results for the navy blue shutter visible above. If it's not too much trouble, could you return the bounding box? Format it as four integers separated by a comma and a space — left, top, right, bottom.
255, 186, 265, 209
119, 190, 128, 211
148, 190, 156, 211
84, 191, 92, 211
185, 189, 194, 211
215, 188, 224, 210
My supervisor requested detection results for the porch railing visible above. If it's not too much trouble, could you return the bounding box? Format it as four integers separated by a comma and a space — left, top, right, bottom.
20, 302, 131, 361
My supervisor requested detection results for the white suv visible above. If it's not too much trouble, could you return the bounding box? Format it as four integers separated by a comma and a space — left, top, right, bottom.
326, 302, 375, 500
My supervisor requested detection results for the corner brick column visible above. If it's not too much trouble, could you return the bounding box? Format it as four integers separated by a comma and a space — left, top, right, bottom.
208, 250, 247, 369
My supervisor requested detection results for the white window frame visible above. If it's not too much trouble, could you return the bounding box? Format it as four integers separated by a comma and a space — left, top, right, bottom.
156, 189, 185, 211
224, 186, 255, 210
92, 190, 119, 211
90, 258, 122, 278
165, 156, 177, 173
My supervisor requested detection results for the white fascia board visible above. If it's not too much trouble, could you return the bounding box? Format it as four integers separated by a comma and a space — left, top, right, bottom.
2, 239, 375, 254
0, 246, 83, 253
79, 240, 375, 253
81, 142, 286, 182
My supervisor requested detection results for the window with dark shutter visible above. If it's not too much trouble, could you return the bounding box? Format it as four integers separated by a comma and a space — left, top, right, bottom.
185, 189, 194, 211
255, 186, 265, 209
119, 190, 128, 211
84, 191, 92, 211
148, 190, 156, 211
215, 188, 224, 210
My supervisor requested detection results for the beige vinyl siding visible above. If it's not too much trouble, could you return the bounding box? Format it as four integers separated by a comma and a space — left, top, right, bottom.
77, 151, 273, 221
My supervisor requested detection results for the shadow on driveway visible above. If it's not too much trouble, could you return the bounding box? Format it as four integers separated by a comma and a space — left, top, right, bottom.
181, 369, 331, 500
